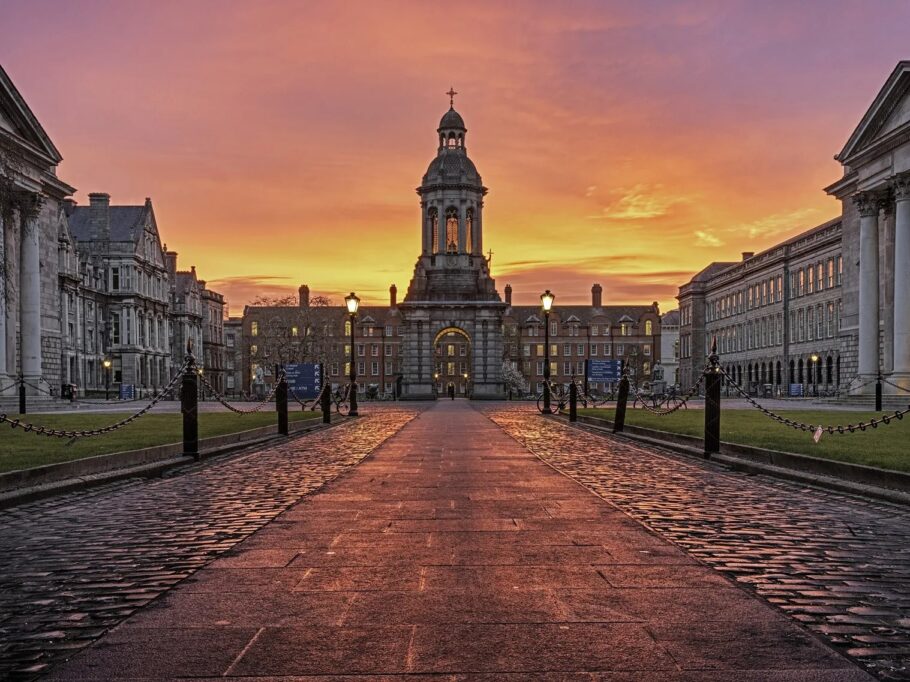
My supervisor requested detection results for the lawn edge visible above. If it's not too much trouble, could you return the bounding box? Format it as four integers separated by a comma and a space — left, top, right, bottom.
553, 413, 910, 506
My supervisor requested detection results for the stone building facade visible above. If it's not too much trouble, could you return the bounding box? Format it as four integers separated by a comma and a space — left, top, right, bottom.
236, 102, 662, 400
677, 220, 843, 395
825, 60, 910, 395
660, 309, 680, 386
0, 65, 76, 399
678, 61, 910, 398
1, 66, 225, 404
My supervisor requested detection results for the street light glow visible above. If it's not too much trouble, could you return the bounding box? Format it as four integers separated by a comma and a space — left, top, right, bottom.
345, 292, 361, 315
540, 289, 555, 312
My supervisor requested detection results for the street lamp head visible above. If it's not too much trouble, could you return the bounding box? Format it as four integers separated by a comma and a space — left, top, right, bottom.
197, 367, 204, 375
810, 353, 819, 362
102, 359, 112, 369
463, 373, 468, 379
540, 289, 555, 312
345, 292, 360, 315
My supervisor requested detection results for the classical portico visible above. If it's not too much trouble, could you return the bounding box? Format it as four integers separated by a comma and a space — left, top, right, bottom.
399, 95, 506, 400
826, 61, 910, 395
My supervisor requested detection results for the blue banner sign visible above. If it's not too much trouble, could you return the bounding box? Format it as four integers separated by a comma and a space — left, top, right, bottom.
586, 359, 623, 382
285, 363, 322, 399
119, 383, 135, 400
788, 383, 804, 397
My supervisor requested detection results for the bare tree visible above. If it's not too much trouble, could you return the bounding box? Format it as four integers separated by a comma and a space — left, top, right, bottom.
246, 295, 336, 370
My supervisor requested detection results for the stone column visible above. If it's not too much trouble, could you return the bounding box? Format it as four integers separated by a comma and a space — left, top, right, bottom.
0, 212, 7, 386
854, 192, 881, 388
19, 193, 43, 391
892, 175, 910, 387
457, 206, 467, 254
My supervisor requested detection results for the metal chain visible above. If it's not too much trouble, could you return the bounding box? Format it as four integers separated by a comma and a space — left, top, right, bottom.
881, 377, 910, 394
0, 361, 189, 443
289, 382, 329, 411
198, 371, 283, 414
628, 373, 705, 416
718, 366, 910, 435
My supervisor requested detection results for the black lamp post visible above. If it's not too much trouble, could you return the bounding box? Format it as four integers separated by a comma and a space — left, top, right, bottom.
345, 292, 360, 416
103, 358, 112, 400
541, 289, 555, 411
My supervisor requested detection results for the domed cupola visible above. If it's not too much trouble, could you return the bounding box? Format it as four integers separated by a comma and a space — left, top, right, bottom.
416, 88, 488, 259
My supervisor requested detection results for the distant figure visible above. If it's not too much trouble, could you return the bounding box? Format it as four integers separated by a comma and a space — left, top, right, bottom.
449, 384, 455, 400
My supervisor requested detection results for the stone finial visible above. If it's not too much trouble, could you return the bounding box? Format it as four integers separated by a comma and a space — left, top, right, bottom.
504, 284, 512, 305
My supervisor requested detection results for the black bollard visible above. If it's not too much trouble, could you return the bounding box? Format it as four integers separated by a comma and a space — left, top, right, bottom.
182, 361, 199, 460
704, 368, 722, 457
18, 378, 26, 415
875, 374, 883, 412
321, 383, 331, 424
613, 376, 629, 433
276, 370, 288, 436
569, 382, 578, 422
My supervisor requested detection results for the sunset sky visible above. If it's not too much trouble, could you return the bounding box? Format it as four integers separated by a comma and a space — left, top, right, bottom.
3, 1, 909, 314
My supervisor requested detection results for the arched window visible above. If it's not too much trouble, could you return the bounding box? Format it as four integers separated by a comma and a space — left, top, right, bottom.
645, 320, 653, 336
775, 361, 782, 385
428, 208, 439, 253
797, 359, 804, 384
445, 207, 458, 253
344, 320, 351, 336
465, 208, 474, 254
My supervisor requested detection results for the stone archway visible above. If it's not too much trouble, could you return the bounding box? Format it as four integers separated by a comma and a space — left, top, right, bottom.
433, 326, 472, 397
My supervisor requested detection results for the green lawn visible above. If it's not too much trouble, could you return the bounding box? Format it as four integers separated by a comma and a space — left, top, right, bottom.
0, 411, 320, 473
576, 408, 910, 473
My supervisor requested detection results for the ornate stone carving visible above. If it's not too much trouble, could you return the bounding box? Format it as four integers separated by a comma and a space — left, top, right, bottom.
892, 173, 910, 202
852, 191, 882, 217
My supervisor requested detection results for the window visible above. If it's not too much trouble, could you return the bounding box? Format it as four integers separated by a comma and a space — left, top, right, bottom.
836, 256, 843, 286
344, 320, 351, 335
591, 325, 599, 336
550, 361, 558, 377
817, 263, 824, 291
357, 361, 365, 375
371, 344, 379, 356
550, 321, 558, 336
291, 326, 298, 337
643, 344, 651, 356
536, 361, 544, 376
577, 344, 585, 356
536, 344, 544, 356
385, 344, 393, 356
250, 344, 257, 355
429, 207, 439, 253
591, 344, 598, 356
371, 362, 379, 376
550, 344, 558, 357
385, 361, 393, 374
563, 343, 571, 356
250, 321, 258, 337
827, 259, 835, 288
563, 362, 572, 375
807, 266, 814, 294
798, 270, 805, 296
523, 344, 530, 357
357, 344, 365, 356
460, 345, 466, 357
344, 362, 350, 376
620, 323, 630, 336
447, 361, 455, 376
576, 361, 584, 374
807, 307, 814, 340
385, 325, 393, 337
111, 314, 120, 344
111, 267, 120, 291
616, 344, 624, 356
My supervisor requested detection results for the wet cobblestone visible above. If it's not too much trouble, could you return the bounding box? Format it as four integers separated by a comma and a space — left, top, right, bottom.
0, 407, 420, 679
484, 405, 910, 681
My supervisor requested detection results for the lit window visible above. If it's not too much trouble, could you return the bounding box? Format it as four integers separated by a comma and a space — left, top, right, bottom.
251, 321, 258, 336
645, 320, 653, 335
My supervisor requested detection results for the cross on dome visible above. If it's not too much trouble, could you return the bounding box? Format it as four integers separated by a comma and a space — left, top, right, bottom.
446, 87, 458, 108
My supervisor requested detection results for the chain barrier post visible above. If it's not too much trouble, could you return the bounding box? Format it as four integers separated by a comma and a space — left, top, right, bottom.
182, 340, 199, 460
876, 373, 883, 412
321, 381, 331, 424
276, 364, 288, 436
569, 381, 578, 422
18, 376, 26, 415
704, 336, 721, 458
613, 373, 630, 433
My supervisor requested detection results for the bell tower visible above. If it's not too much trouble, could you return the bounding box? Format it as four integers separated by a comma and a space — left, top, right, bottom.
399, 91, 506, 400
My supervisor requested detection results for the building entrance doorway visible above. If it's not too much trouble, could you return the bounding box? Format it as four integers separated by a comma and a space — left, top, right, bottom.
434, 327, 471, 397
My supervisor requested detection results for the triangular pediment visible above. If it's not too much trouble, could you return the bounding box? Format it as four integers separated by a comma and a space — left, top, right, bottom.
837, 61, 910, 163
524, 315, 541, 324
0, 65, 62, 163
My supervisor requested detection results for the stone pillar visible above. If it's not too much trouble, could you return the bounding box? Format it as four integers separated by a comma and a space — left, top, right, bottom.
457, 206, 467, 254
19, 194, 43, 390
0, 212, 6, 386
855, 192, 881, 389
891, 175, 910, 388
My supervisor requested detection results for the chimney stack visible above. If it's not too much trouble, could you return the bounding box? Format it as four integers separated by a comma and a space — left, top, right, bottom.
389, 283, 398, 308
742, 252, 754, 261
165, 250, 178, 277
504, 283, 512, 305
591, 283, 603, 308
88, 192, 110, 242
299, 284, 310, 309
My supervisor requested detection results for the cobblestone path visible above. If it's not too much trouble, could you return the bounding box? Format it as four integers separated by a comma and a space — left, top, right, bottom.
0, 407, 420, 679
483, 405, 910, 681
